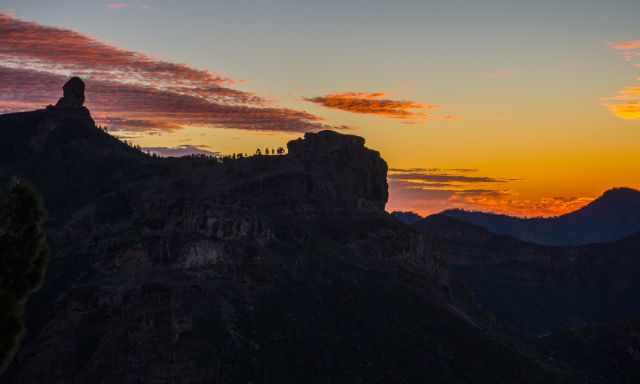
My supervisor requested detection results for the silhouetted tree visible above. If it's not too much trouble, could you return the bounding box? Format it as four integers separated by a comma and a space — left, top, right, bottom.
277, 147, 285, 155
0, 181, 48, 375
265, 148, 270, 155
256, 148, 262, 156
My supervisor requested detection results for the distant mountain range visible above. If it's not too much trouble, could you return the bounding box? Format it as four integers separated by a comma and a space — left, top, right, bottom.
442, 187, 640, 246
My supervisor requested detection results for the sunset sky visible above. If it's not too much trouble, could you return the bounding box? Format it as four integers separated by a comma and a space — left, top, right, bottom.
1, 0, 639, 217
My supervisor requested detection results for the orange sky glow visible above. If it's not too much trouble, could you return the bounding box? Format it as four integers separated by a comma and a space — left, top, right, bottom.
1, 9, 639, 218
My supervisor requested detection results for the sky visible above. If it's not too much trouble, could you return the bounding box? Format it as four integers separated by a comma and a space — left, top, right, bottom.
1, 0, 639, 217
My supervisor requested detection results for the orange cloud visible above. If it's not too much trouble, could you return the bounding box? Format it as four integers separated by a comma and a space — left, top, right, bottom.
387, 168, 513, 216
604, 102, 640, 120
387, 182, 593, 218
611, 40, 640, 50
305, 92, 437, 120
604, 40, 640, 119
603, 88, 640, 119
385, 168, 591, 217
617, 85, 640, 97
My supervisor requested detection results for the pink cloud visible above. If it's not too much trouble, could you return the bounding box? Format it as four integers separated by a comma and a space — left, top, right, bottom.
611, 40, 640, 51
385, 168, 591, 217
0, 14, 336, 133
387, 178, 593, 218
610, 39, 640, 62
0, 66, 331, 133
0, 13, 258, 104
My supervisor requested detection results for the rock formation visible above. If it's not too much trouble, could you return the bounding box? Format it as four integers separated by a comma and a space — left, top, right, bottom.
54, 77, 85, 108
287, 130, 388, 212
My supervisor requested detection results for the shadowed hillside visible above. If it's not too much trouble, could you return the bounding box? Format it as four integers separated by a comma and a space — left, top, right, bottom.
415, 214, 640, 338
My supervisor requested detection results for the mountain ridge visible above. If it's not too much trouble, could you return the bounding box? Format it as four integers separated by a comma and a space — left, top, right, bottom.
441, 187, 640, 246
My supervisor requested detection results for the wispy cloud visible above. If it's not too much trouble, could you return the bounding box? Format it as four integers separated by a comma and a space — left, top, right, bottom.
386, 168, 590, 217
603, 85, 640, 120
305, 92, 438, 121
0, 13, 334, 133
389, 169, 511, 184
610, 39, 640, 61
604, 39, 640, 119
604, 102, 640, 120
611, 40, 640, 50
389, 167, 478, 173
0, 13, 242, 101
387, 168, 513, 215
0, 66, 330, 133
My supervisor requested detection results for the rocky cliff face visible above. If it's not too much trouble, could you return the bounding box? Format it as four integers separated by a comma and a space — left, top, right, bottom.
1, 83, 568, 383
287, 130, 388, 212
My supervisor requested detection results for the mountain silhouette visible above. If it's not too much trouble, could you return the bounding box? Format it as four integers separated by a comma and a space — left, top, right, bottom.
390, 210, 423, 224
0, 79, 572, 383
442, 187, 640, 246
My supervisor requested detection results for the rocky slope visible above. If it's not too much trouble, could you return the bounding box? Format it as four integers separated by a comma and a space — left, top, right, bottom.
443, 188, 640, 246
0, 81, 568, 383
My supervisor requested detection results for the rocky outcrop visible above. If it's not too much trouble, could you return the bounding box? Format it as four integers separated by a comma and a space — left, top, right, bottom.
54, 77, 86, 109
287, 130, 388, 211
